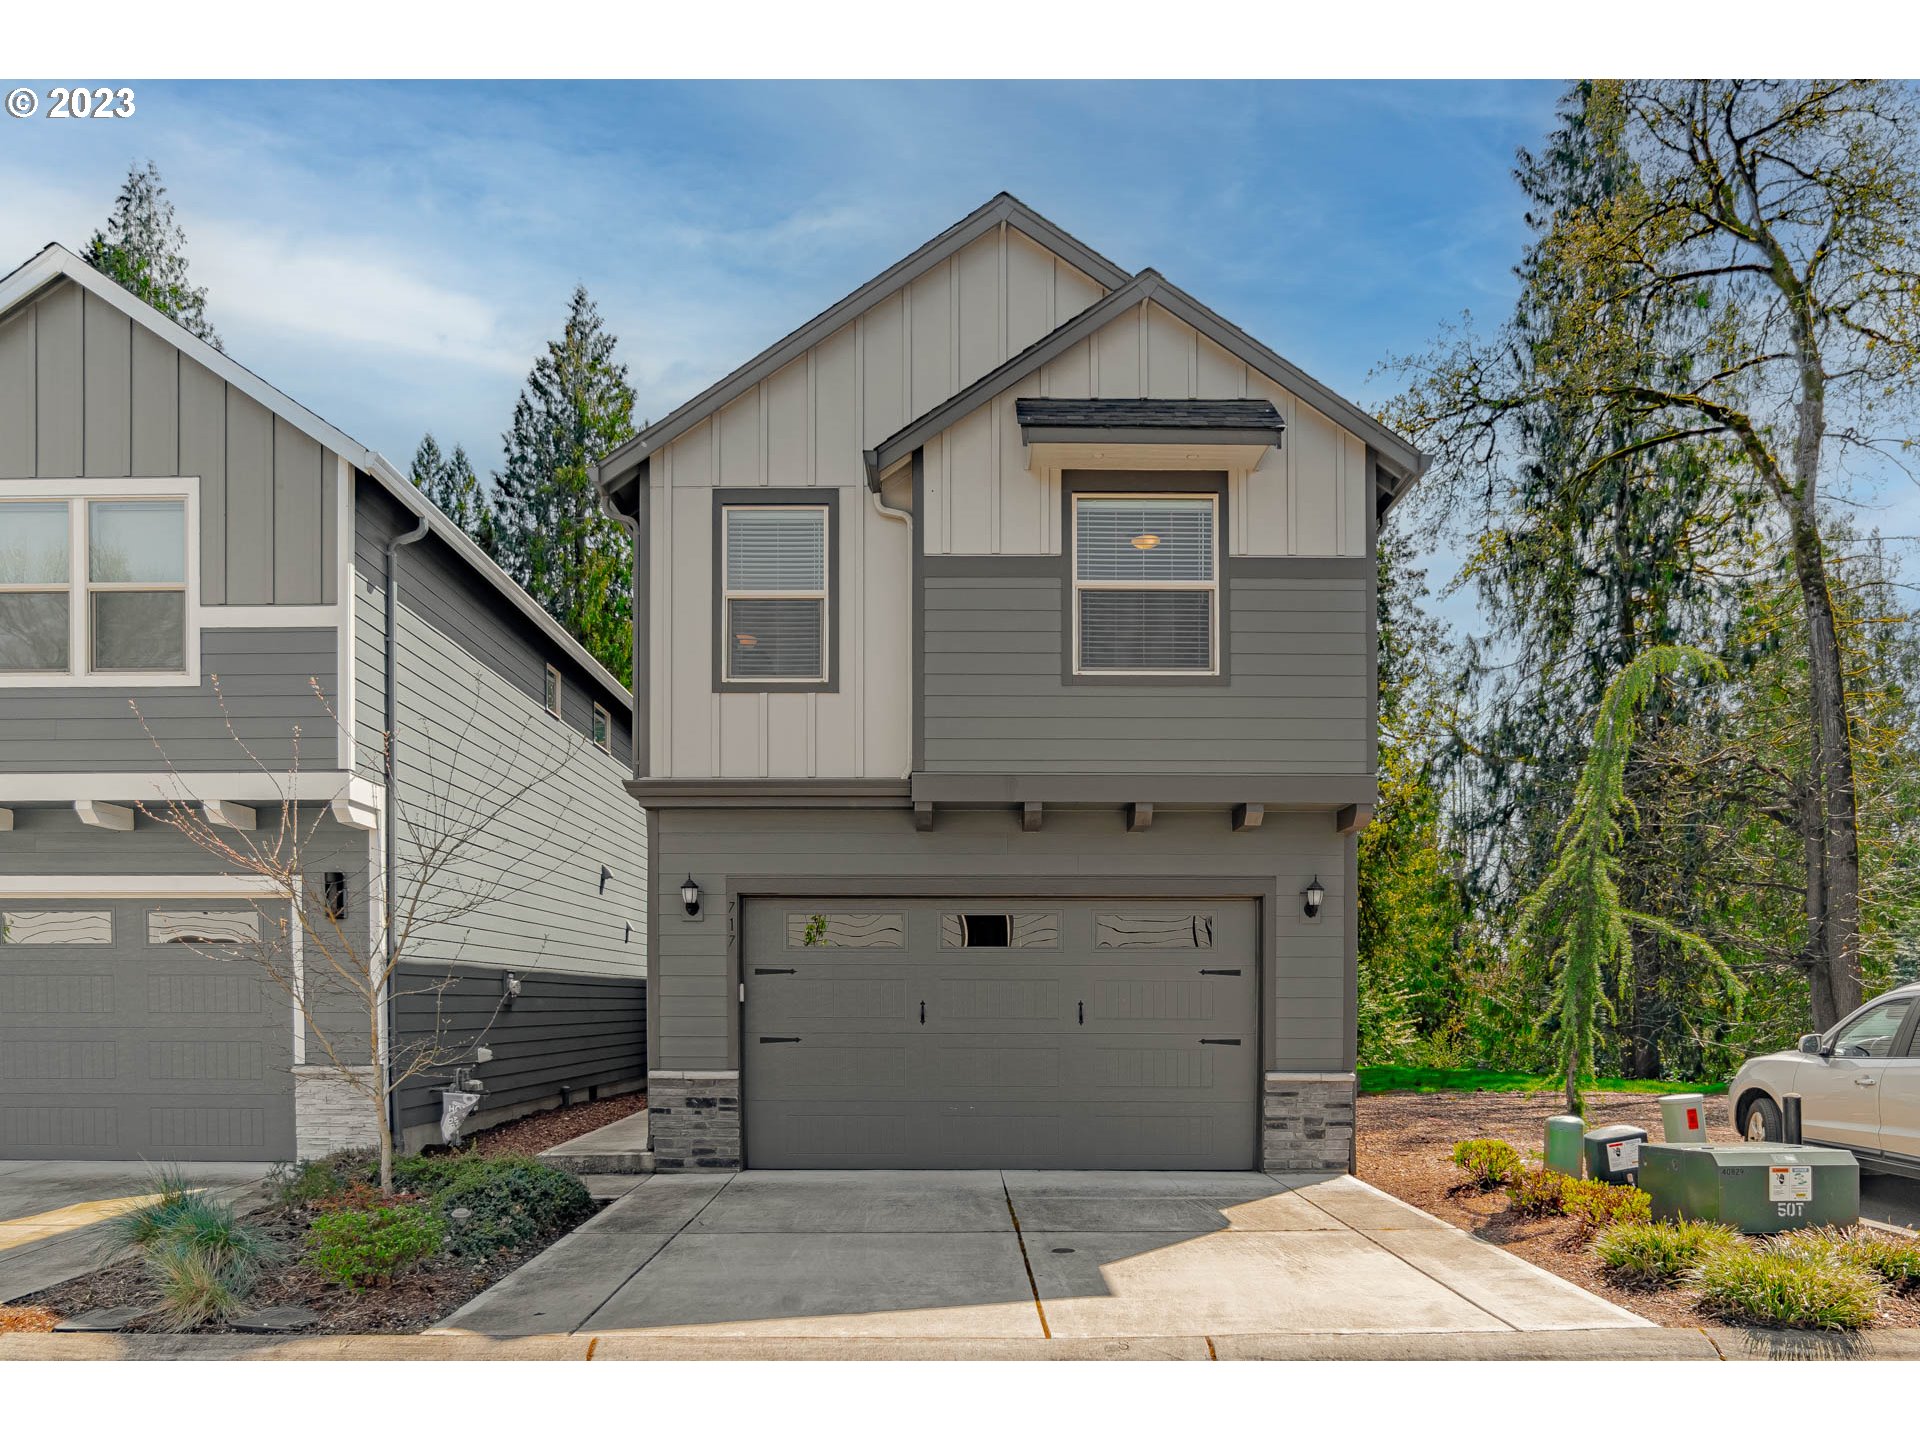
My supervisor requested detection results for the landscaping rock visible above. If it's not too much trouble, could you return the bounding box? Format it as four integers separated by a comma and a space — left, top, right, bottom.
231, 1306, 319, 1333
52, 1306, 151, 1333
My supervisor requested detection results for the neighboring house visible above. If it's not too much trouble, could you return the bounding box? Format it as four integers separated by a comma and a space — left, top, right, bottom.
0, 244, 647, 1163
593, 194, 1425, 1173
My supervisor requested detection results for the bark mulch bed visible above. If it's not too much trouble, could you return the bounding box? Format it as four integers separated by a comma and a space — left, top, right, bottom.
10, 1094, 647, 1336
462, 1090, 646, 1158
1358, 1088, 1920, 1329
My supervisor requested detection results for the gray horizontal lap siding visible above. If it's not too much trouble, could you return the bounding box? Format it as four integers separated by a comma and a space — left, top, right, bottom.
0, 279, 337, 606
652, 806, 1349, 1076
0, 627, 338, 772
921, 574, 1368, 773
392, 963, 646, 1135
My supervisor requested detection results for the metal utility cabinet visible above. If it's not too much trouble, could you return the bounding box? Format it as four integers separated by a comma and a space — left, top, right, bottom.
1637, 1142, 1860, 1234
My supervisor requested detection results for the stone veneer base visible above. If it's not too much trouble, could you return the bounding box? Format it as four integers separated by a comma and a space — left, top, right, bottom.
293, 1064, 381, 1161
1262, 1071, 1357, 1173
648, 1071, 741, 1170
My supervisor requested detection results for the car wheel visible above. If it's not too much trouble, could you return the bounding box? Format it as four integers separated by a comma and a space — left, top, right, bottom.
1741, 1095, 1783, 1142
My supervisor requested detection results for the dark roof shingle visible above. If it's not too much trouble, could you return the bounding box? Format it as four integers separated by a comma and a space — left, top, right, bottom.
1014, 398, 1284, 432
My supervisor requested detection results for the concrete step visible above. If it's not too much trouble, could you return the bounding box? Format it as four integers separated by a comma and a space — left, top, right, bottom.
537, 1112, 654, 1176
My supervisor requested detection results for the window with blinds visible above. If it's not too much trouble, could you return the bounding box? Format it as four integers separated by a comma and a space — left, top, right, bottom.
723, 505, 829, 682
1073, 495, 1218, 674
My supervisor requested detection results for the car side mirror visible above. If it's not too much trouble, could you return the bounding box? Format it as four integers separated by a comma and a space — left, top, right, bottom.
1798, 1033, 1827, 1057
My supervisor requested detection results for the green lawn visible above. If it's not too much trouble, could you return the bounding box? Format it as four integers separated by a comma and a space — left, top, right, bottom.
1358, 1066, 1729, 1096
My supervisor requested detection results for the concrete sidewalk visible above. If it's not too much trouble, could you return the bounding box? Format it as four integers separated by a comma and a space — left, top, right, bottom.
434, 1169, 1646, 1342
8, 1325, 1920, 1361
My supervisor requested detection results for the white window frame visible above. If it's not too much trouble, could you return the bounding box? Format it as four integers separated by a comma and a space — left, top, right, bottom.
1071, 491, 1220, 677
0, 477, 201, 688
592, 702, 612, 753
544, 664, 562, 718
721, 503, 830, 685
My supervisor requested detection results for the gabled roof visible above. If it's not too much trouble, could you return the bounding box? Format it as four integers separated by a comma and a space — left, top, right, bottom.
591, 192, 1132, 494
0, 243, 630, 705
864, 265, 1428, 493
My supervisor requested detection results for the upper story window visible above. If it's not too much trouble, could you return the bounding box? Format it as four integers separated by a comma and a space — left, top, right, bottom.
0, 481, 197, 687
1072, 493, 1218, 675
592, 702, 612, 753
544, 664, 562, 717
722, 504, 828, 683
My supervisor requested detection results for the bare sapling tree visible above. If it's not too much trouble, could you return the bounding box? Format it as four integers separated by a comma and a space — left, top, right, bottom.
133, 673, 595, 1194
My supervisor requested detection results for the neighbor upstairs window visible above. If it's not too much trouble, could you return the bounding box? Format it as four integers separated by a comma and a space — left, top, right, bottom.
723, 505, 828, 683
0, 488, 193, 683
1073, 494, 1218, 675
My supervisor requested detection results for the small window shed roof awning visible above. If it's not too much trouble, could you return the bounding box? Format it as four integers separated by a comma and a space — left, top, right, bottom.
1014, 397, 1284, 474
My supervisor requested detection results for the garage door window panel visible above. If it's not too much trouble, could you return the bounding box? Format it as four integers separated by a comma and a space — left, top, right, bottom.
786, 912, 905, 949
2, 910, 113, 944
1096, 913, 1216, 949
1073, 495, 1218, 675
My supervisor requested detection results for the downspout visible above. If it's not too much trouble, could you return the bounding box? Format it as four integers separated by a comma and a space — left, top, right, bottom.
381, 504, 431, 1152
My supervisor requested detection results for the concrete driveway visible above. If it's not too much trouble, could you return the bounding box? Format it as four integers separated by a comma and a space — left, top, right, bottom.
0, 1160, 270, 1303
436, 1170, 1646, 1342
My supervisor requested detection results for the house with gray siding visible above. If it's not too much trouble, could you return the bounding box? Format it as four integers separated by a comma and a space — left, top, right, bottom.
0, 243, 647, 1163
593, 194, 1424, 1173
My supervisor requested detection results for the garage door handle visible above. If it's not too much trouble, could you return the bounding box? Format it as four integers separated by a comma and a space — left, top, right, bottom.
1078, 1001, 1084, 1026
754, 967, 796, 975
1199, 968, 1241, 976
1200, 1038, 1242, 1046
759, 1036, 802, 1044
920, 1001, 926, 1025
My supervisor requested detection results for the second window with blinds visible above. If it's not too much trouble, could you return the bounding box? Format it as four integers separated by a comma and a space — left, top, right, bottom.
720, 501, 831, 686
1072, 493, 1219, 677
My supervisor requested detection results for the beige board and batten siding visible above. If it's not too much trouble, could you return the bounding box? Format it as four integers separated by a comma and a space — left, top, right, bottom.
919, 298, 1370, 558
648, 226, 1111, 782
0, 279, 338, 605
650, 806, 1349, 1075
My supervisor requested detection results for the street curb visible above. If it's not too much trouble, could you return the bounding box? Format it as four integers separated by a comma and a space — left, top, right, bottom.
10, 1325, 1920, 1361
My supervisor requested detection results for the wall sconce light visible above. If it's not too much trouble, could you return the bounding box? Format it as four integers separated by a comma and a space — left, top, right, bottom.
502, 971, 522, 1006
323, 871, 348, 920
680, 875, 702, 918
1302, 876, 1325, 919
599, 864, 613, 895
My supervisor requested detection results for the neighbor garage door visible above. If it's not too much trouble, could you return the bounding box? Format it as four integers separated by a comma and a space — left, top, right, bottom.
744, 898, 1258, 1168
0, 899, 295, 1161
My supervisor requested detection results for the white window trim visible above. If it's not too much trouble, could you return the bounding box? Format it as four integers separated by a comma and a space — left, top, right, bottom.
592, 701, 612, 753
1071, 491, 1220, 677
544, 663, 563, 718
721, 503, 831, 685
0, 476, 202, 688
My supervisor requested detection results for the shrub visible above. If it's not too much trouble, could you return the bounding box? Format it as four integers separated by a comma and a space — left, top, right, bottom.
1592, 1220, 1735, 1286
1694, 1244, 1883, 1330
145, 1242, 253, 1332
305, 1204, 445, 1289
269, 1151, 373, 1208
1561, 1178, 1652, 1232
97, 1167, 199, 1259
430, 1156, 594, 1256
1451, 1138, 1525, 1191
99, 1181, 274, 1283
392, 1150, 488, 1196
1843, 1229, 1920, 1290
1508, 1166, 1574, 1216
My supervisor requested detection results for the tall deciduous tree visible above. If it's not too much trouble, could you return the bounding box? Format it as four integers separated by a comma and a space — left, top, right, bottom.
1397, 80, 1920, 1029
491, 287, 636, 684
83, 161, 219, 348
410, 434, 496, 557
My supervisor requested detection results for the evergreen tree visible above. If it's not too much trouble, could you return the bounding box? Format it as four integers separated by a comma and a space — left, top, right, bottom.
409, 434, 496, 557
492, 287, 636, 683
83, 161, 219, 348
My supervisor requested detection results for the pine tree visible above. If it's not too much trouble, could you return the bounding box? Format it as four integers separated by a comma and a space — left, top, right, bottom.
83, 161, 219, 348
491, 287, 636, 683
409, 434, 496, 557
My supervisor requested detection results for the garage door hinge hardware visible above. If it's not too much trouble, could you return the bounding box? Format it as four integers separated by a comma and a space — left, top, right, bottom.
759, 1036, 802, 1044
1200, 1038, 1242, 1045
1199, 968, 1241, 976
754, 967, 796, 975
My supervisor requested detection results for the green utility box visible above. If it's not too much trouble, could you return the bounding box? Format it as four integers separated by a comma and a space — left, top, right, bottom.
1583, 1124, 1647, 1185
1637, 1142, 1859, 1234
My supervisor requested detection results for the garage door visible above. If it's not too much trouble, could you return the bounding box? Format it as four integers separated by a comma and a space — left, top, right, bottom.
0, 899, 296, 1161
744, 898, 1258, 1169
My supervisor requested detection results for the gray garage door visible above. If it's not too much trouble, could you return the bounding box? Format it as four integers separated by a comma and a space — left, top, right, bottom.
744, 898, 1258, 1169
0, 899, 296, 1161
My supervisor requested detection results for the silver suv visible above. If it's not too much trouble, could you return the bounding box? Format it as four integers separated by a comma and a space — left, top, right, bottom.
1729, 981, 1920, 1180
